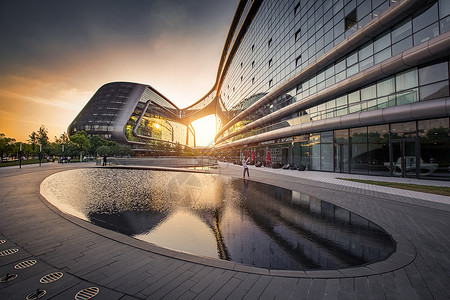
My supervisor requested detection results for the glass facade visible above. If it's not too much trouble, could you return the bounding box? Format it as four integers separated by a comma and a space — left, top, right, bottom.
223, 118, 449, 179
69, 82, 134, 140
69, 82, 195, 153
214, 0, 450, 180
219, 59, 449, 145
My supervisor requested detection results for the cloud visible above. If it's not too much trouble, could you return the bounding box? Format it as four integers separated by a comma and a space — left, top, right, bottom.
0, 0, 239, 143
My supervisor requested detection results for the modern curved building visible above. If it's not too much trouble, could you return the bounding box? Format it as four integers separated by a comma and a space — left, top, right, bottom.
69, 0, 450, 179
68, 82, 196, 152
212, 0, 450, 180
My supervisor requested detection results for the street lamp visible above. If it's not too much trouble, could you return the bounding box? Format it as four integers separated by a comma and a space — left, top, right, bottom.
19, 142, 22, 169
39, 144, 42, 167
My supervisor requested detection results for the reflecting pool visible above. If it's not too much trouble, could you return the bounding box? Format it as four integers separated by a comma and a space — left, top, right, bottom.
41, 169, 395, 271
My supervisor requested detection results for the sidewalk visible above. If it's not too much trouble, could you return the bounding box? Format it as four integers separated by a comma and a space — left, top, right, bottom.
1, 162, 449, 299
216, 162, 450, 206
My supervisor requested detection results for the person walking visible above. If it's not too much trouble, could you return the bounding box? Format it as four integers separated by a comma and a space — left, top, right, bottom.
242, 156, 250, 178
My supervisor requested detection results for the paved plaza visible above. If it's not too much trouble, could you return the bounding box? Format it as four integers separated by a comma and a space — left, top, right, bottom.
0, 162, 449, 299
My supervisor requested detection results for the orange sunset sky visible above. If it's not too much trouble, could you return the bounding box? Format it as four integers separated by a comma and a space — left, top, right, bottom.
0, 0, 238, 146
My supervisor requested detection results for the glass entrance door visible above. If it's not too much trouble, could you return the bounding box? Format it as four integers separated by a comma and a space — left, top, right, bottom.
282, 148, 289, 165
334, 144, 349, 173
390, 139, 417, 178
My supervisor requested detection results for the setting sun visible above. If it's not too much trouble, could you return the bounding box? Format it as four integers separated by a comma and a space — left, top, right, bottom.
191, 114, 216, 147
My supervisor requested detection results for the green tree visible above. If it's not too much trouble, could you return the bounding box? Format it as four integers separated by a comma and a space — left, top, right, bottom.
88, 135, 107, 156
28, 125, 50, 155
0, 133, 16, 160
117, 144, 132, 156
70, 131, 91, 161
28, 131, 38, 154
37, 125, 49, 146
97, 145, 111, 157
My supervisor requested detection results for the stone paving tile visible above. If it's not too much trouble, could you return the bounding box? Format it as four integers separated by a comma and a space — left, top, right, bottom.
129, 259, 191, 297
137, 261, 195, 298
366, 275, 385, 300
106, 256, 160, 290
354, 277, 370, 299
290, 278, 313, 299
161, 278, 197, 300
193, 270, 236, 299
241, 275, 273, 299
209, 277, 242, 300
338, 277, 355, 299
178, 289, 198, 300
322, 278, 340, 299
307, 279, 328, 299
258, 276, 299, 299
225, 273, 260, 300
96, 252, 153, 286
151, 267, 199, 299
189, 267, 227, 295
402, 263, 433, 299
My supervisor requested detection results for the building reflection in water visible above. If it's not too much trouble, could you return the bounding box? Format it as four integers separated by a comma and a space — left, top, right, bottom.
41, 169, 395, 271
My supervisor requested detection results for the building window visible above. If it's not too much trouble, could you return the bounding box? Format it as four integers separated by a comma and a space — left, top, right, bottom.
295, 28, 301, 41
269, 58, 273, 68
345, 9, 357, 30
295, 55, 302, 67
268, 38, 272, 48
294, 2, 300, 15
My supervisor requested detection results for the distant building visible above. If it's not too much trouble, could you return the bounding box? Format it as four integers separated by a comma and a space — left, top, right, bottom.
68, 82, 196, 153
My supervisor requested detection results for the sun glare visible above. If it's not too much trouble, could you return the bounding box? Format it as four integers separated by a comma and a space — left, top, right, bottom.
191, 115, 216, 147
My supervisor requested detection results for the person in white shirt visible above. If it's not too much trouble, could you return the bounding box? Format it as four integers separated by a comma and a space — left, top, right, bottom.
242, 157, 250, 178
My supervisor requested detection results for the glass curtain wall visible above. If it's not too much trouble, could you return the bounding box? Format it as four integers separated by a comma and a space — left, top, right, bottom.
350, 127, 368, 174
291, 118, 449, 179
418, 118, 450, 179
368, 125, 390, 176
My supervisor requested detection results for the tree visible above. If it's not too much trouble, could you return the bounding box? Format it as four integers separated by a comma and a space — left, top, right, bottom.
70, 131, 91, 161
88, 135, 107, 156
117, 144, 132, 156
96, 145, 111, 157
70, 131, 90, 151
37, 125, 49, 147
0, 133, 16, 160
28, 125, 50, 155
28, 131, 38, 154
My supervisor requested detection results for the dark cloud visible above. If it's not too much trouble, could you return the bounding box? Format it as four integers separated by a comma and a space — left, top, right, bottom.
0, 0, 238, 142
0, 0, 238, 72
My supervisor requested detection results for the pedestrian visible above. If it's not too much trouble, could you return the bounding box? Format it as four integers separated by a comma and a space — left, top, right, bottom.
103, 154, 107, 166
242, 156, 250, 178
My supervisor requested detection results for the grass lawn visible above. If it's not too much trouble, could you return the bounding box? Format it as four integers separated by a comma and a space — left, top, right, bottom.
339, 178, 450, 197
0, 159, 83, 167
0, 159, 49, 167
